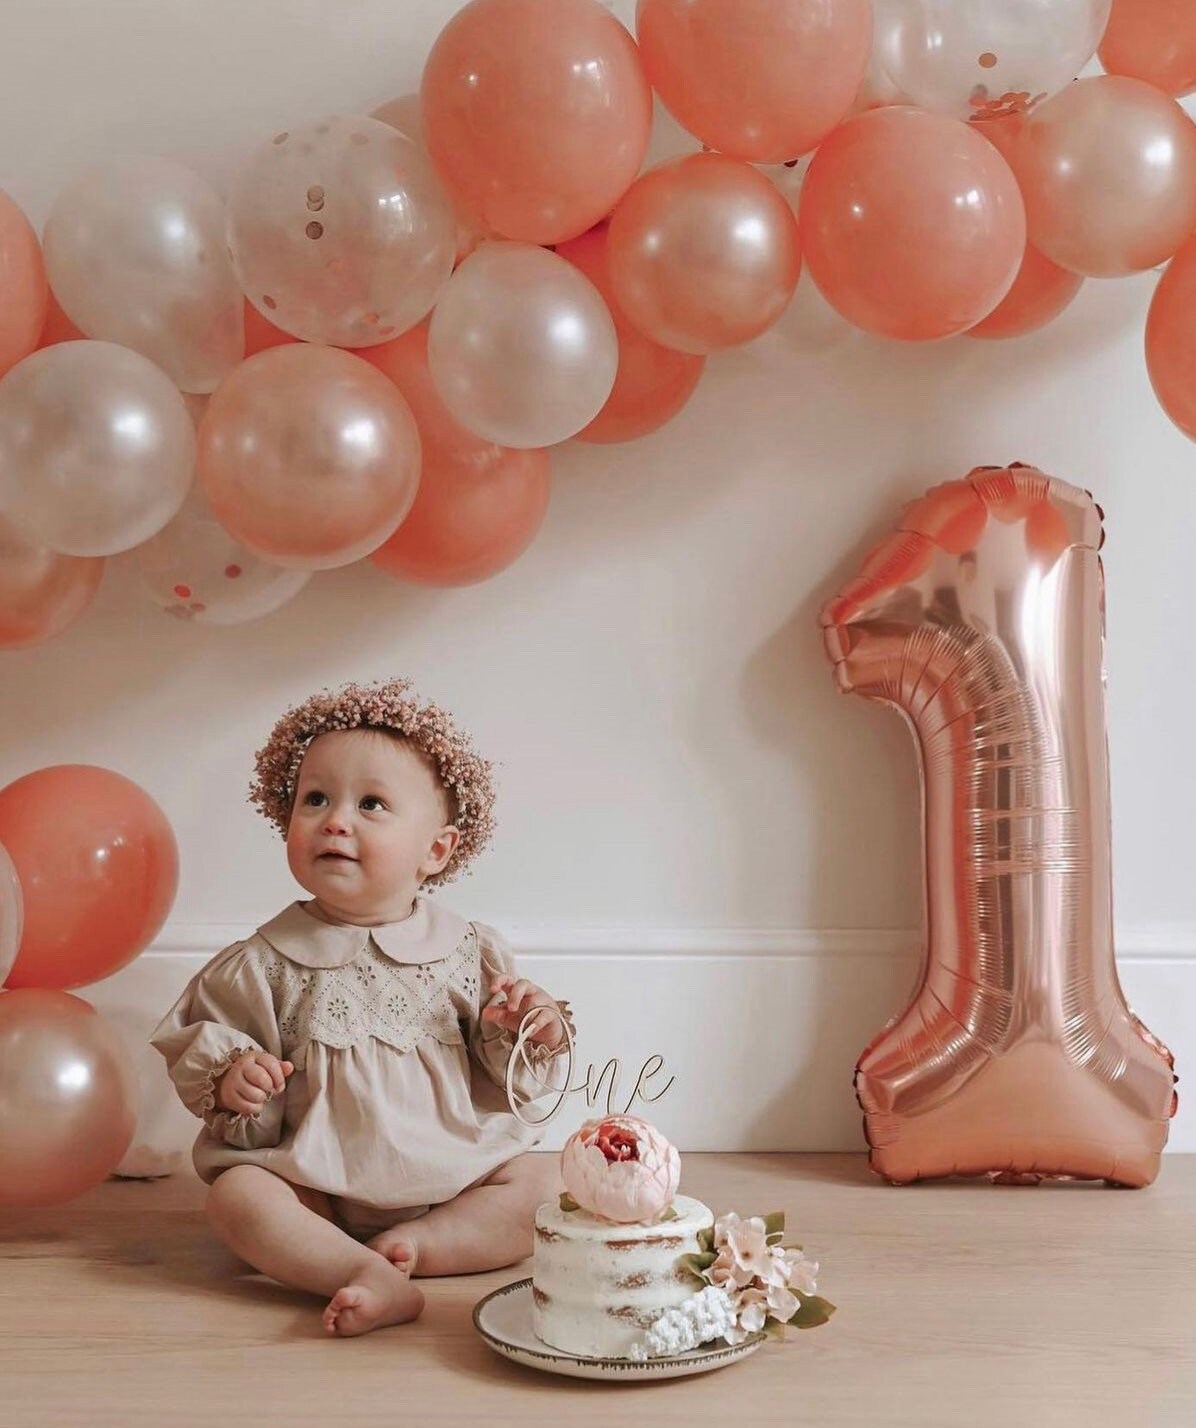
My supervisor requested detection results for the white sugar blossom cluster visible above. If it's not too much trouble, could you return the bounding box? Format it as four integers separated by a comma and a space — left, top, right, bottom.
709, 1211, 819, 1343
627, 1285, 738, 1361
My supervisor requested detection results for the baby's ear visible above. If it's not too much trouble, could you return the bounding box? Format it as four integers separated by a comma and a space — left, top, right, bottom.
423, 824, 461, 876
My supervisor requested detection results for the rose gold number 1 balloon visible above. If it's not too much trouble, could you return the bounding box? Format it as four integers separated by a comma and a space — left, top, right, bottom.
821, 465, 1177, 1187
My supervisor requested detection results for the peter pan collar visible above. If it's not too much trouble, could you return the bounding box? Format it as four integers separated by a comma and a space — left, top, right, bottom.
255, 896, 469, 969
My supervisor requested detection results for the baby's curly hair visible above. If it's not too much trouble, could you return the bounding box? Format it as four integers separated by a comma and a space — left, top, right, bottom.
248, 677, 496, 887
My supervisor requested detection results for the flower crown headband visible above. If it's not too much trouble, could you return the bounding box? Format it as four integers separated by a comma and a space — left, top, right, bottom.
248, 677, 497, 887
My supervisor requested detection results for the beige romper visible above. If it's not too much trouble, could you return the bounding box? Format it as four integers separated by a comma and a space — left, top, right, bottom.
150, 897, 572, 1238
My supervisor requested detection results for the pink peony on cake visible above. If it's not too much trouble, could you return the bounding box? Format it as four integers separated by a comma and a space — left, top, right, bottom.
531, 1115, 835, 1361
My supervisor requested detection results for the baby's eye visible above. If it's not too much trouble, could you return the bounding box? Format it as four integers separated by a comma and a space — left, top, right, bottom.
303, 791, 327, 807
359, 795, 387, 812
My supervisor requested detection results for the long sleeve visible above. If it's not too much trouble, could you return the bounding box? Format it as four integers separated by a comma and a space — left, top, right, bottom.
149, 940, 286, 1150
468, 921, 575, 1107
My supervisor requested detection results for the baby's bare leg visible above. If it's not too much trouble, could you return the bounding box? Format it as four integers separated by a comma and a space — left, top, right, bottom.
206, 1165, 424, 1336
367, 1152, 563, 1277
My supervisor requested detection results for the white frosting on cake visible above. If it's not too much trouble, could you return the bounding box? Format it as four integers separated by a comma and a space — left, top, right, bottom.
532, 1193, 713, 1359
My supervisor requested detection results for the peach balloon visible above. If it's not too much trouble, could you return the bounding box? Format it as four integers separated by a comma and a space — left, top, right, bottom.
360, 324, 551, 585
37, 290, 84, 348
0, 840, 21, 987
198, 345, 421, 570
420, 0, 653, 244
0, 189, 47, 379
0, 766, 178, 992
0, 512, 105, 649
636, 0, 872, 162
242, 299, 299, 358
370, 92, 490, 264
800, 106, 1025, 340
608, 154, 801, 355
0, 990, 138, 1207
1011, 76, 1196, 277
1146, 232, 1196, 442
965, 244, 1083, 339
557, 223, 705, 442
1099, 0, 1196, 99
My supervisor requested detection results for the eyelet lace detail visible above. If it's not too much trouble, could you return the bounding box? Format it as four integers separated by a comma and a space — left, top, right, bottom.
261, 927, 482, 1060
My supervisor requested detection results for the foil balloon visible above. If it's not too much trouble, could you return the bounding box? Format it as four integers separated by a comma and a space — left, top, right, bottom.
0, 839, 22, 987
0, 989, 138, 1207
821, 464, 1177, 1187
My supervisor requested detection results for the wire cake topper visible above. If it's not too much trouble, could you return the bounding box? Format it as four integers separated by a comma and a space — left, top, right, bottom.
504, 1004, 676, 1129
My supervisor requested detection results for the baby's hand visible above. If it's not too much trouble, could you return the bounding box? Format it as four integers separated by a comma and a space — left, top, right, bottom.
482, 976, 568, 1052
215, 1051, 294, 1116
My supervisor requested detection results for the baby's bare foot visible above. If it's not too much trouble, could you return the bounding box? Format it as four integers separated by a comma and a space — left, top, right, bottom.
365, 1228, 420, 1277
322, 1259, 424, 1337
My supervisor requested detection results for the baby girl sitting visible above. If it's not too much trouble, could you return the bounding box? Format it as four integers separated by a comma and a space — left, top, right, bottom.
151, 679, 573, 1336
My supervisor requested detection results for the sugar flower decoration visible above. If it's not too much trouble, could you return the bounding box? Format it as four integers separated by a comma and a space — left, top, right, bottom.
559, 1115, 681, 1223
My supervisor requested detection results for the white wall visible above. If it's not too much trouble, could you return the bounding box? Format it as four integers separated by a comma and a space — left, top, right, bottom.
1, 1, 1191, 1168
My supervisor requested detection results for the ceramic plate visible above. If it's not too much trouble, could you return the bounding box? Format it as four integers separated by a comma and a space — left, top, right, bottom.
472, 1278, 765, 1382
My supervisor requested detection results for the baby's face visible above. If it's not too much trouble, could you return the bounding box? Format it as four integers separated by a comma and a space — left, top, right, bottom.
286, 729, 457, 923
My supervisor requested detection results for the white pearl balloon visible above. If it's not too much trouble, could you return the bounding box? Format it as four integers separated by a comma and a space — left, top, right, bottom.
428, 242, 618, 448
43, 157, 244, 394
0, 341, 195, 557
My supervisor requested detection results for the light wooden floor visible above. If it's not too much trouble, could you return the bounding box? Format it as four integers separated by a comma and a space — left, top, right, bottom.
1, 1153, 1193, 1427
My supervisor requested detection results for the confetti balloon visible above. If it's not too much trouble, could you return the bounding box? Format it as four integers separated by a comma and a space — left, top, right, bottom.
0, 341, 195, 557
822, 465, 1177, 1187
0, 188, 47, 379
874, 0, 1111, 122
0, 990, 138, 1207
228, 115, 457, 347
43, 156, 244, 393
127, 488, 310, 625
0, 512, 105, 649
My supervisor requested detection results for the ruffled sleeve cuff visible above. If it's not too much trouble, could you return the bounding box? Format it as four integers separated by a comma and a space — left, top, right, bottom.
198, 1045, 285, 1146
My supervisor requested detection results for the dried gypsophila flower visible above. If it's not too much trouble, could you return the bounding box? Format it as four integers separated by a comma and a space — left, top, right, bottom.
247, 677, 497, 888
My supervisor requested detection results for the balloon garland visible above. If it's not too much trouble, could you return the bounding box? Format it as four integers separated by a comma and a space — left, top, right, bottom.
2, 0, 1196, 649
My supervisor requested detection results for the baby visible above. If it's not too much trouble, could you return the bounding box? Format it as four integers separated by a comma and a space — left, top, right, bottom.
151, 678, 573, 1336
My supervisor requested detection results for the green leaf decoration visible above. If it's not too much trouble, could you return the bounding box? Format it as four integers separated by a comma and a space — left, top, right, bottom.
761, 1211, 786, 1240
787, 1294, 836, 1330
559, 1192, 580, 1213
697, 1226, 715, 1254
763, 1317, 788, 1342
659, 1205, 680, 1222
677, 1250, 718, 1284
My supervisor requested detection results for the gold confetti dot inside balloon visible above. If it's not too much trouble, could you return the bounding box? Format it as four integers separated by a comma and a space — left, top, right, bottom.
979, 52, 998, 69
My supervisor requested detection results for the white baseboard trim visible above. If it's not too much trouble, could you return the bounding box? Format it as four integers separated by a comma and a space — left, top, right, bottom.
146, 922, 1196, 961
91, 923, 1192, 1176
